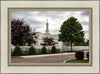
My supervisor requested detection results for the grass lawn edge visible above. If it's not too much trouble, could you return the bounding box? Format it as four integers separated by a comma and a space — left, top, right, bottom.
11, 56, 23, 59
64, 59, 89, 63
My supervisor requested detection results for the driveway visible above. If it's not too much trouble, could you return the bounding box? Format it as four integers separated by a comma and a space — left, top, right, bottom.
11, 53, 76, 63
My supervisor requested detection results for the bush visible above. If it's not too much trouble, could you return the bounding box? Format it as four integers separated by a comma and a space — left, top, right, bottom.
51, 45, 57, 53
28, 45, 36, 55
12, 45, 22, 56
75, 51, 84, 60
42, 46, 47, 54
57, 49, 60, 53
24, 49, 29, 55
87, 52, 89, 60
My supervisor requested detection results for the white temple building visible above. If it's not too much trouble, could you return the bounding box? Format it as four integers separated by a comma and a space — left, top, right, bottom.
34, 19, 63, 49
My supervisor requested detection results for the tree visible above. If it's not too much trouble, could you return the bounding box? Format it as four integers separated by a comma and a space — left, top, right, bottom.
59, 17, 85, 51
86, 39, 89, 45
73, 39, 89, 46
80, 39, 89, 46
41, 37, 57, 46
11, 19, 37, 46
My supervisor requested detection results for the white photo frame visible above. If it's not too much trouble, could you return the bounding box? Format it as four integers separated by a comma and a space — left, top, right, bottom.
0, 0, 100, 74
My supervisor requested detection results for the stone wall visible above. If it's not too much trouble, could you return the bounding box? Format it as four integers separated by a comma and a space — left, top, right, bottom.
62, 46, 89, 51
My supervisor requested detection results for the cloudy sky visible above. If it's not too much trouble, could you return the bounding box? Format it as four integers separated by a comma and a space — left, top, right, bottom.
11, 11, 89, 39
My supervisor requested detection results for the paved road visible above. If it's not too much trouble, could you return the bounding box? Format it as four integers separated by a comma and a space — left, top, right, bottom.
11, 53, 76, 63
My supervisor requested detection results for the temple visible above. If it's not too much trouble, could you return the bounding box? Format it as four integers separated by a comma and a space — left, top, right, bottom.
34, 19, 63, 50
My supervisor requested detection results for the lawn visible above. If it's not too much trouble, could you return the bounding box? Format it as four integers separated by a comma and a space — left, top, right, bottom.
65, 60, 89, 63
11, 56, 23, 59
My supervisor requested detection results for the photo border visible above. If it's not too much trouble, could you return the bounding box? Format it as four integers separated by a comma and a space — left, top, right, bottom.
0, 0, 100, 74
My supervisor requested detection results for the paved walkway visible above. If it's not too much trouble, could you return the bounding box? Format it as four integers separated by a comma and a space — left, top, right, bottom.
21, 53, 75, 58
11, 53, 76, 63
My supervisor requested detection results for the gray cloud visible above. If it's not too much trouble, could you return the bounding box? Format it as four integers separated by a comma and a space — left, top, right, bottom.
80, 21, 89, 25
25, 19, 42, 25
81, 11, 89, 16
11, 11, 89, 39
37, 11, 65, 20
85, 30, 89, 33
51, 29, 59, 35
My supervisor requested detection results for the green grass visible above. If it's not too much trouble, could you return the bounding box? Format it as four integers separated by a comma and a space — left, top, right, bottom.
66, 60, 89, 63
11, 56, 23, 59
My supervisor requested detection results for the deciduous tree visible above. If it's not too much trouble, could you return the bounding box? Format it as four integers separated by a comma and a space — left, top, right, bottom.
41, 37, 57, 46
11, 19, 37, 46
59, 17, 85, 51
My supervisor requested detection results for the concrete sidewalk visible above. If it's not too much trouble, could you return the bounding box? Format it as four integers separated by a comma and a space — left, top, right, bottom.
21, 53, 75, 58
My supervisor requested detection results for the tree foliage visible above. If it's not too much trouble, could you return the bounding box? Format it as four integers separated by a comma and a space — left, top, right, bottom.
41, 37, 57, 46
59, 17, 85, 51
11, 19, 37, 46
73, 39, 89, 46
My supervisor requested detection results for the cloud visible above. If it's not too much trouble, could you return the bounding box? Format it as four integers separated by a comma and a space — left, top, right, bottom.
81, 21, 89, 25
11, 11, 89, 39
25, 19, 42, 25
81, 11, 89, 16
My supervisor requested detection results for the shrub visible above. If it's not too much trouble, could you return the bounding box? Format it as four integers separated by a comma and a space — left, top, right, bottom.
24, 49, 29, 55
13, 45, 22, 56
75, 51, 84, 60
51, 45, 57, 53
42, 46, 47, 54
39, 49, 42, 54
28, 45, 36, 55
57, 49, 60, 53
87, 52, 89, 60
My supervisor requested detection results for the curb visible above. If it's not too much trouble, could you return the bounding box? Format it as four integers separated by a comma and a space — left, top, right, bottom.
63, 59, 75, 63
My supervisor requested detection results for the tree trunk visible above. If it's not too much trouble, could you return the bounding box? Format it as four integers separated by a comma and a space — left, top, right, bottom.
71, 41, 73, 52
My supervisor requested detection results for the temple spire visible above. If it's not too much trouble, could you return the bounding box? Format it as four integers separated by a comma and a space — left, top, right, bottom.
45, 19, 49, 34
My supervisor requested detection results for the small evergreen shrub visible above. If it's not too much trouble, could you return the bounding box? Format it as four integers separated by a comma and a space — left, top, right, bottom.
42, 46, 47, 54
75, 51, 84, 60
51, 45, 57, 53
28, 45, 36, 55
13, 45, 22, 56
87, 52, 89, 60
